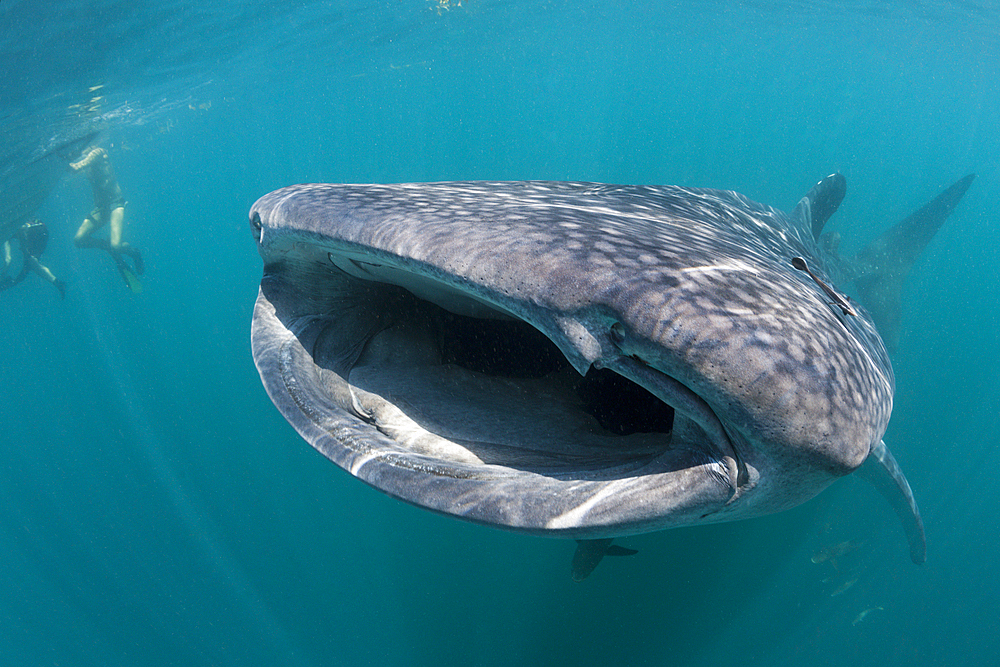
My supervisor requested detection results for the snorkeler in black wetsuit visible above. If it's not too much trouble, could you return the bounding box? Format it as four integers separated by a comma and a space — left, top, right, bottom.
70, 146, 144, 292
0, 219, 66, 298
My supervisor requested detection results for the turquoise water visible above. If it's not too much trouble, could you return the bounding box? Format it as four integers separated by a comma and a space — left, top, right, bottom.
2, 1, 998, 665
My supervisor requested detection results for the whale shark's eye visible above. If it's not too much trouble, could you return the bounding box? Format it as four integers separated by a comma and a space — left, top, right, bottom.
249, 212, 263, 241
610, 322, 626, 345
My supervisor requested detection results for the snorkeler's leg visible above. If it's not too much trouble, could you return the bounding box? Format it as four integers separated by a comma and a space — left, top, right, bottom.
26, 255, 65, 299
74, 216, 103, 249
75, 208, 141, 292
109, 206, 124, 250
1, 240, 11, 278
109, 206, 143, 274
74, 214, 125, 262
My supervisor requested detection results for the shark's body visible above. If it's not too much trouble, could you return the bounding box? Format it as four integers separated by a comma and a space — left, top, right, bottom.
249, 175, 972, 578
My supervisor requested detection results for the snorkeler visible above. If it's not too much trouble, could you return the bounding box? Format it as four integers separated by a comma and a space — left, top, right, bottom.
69, 146, 144, 292
0, 219, 66, 298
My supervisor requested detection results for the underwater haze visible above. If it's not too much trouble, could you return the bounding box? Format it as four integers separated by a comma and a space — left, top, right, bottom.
1, 1, 998, 665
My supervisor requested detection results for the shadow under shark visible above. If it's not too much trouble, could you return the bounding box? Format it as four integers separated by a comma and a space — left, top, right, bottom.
248, 174, 973, 581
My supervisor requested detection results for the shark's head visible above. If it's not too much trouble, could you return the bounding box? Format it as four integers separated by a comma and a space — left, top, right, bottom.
250, 174, 974, 570
249, 179, 900, 537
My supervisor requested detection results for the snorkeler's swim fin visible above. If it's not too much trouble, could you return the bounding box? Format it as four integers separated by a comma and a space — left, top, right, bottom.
121, 243, 144, 275
113, 254, 143, 293
120, 265, 142, 293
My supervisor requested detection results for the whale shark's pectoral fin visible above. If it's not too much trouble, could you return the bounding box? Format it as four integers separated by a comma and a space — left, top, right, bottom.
571, 538, 639, 582
852, 174, 975, 350
857, 440, 926, 565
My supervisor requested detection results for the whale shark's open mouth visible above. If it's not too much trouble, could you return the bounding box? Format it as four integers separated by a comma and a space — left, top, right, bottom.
255, 239, 740, 537
337, 283, 679, 477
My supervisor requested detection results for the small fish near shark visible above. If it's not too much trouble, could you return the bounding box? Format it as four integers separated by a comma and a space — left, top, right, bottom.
248, 173, 973, 580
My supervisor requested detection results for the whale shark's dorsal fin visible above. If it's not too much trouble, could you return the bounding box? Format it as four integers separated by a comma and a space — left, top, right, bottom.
798, 172, 847, 238
853, 174, 975, 350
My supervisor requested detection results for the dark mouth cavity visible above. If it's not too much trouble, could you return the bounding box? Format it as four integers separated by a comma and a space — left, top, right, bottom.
422, 301, 675, 438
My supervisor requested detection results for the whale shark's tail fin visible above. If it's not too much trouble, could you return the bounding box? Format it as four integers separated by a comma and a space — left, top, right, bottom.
852, 174, 975, 350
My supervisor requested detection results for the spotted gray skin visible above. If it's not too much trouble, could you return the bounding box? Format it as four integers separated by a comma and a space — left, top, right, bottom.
249, 178, 950, 574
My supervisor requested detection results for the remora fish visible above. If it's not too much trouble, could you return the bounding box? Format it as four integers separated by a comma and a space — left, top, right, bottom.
249, 175, 972, 578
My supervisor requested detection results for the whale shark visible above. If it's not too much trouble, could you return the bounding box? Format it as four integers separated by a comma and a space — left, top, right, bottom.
248, 174, 972, 579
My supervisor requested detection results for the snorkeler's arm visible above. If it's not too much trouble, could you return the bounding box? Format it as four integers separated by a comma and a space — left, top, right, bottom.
69, 146, 106, 172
